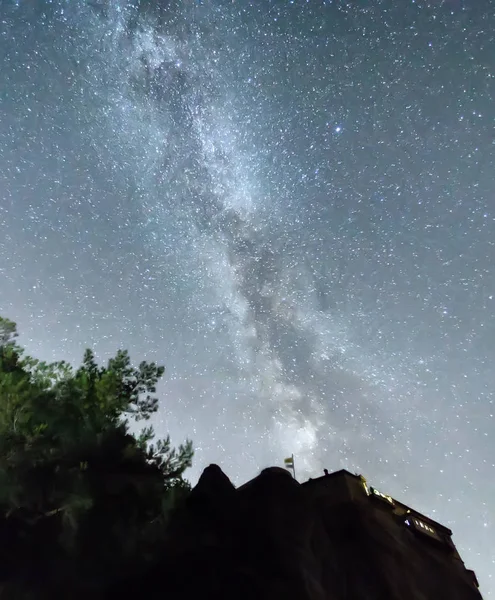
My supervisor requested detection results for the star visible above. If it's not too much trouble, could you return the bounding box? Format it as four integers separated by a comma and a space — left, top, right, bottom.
0, 0, 493, 594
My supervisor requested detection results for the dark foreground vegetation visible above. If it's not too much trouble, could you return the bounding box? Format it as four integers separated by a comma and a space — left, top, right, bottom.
0, 317, 193, 599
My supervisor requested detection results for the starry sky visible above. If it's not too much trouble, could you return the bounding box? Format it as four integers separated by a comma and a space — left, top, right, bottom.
1, 0, 494, 594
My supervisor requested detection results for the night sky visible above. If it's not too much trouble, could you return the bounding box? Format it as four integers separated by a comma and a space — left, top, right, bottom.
1, 0, 494, 594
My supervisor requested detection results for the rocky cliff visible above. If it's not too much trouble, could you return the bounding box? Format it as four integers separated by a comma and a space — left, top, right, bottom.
115, 465, 482, 600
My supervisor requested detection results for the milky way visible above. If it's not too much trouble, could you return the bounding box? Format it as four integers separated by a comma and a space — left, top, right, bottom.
0, 0, 494, 594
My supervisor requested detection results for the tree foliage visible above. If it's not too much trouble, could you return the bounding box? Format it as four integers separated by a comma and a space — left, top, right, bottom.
0, 317, 193, 598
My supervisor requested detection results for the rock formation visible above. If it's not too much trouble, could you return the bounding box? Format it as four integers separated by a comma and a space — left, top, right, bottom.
115, 465, 482, 600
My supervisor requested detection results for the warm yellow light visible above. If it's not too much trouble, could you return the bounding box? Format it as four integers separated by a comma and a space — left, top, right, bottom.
414, 519, 436, 534
359, 475, 370, 496
372, 487, 394, 505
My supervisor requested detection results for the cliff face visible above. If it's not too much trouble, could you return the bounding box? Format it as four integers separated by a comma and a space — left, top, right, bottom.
117, 465, 482, 600
160, 465, 321, 600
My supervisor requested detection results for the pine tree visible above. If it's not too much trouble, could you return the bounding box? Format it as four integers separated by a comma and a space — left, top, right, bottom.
0, 317, 193, 598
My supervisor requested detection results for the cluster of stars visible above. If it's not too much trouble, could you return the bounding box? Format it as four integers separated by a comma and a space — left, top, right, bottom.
0, 0, 493, 594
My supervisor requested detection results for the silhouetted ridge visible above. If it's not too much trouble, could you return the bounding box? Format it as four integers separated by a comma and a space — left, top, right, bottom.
190, 463, 236, 500
115, 466, 483, 600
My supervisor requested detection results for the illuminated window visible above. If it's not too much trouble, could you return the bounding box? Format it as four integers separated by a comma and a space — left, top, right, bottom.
359, 475, 370, 496
370, 486, 395, 506
414, 519, 436, 534
406, 516, 443, 543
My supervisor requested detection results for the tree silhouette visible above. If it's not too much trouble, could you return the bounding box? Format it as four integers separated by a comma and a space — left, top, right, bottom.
0, 317, 193, 599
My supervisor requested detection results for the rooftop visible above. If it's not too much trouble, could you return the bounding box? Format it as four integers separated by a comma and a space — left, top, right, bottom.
302, 468, 453, 536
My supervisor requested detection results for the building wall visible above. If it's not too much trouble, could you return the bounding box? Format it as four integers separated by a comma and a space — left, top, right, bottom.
303, 471, 482, 600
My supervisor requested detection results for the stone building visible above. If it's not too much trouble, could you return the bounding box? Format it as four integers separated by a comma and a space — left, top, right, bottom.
302, 468, 482, 599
